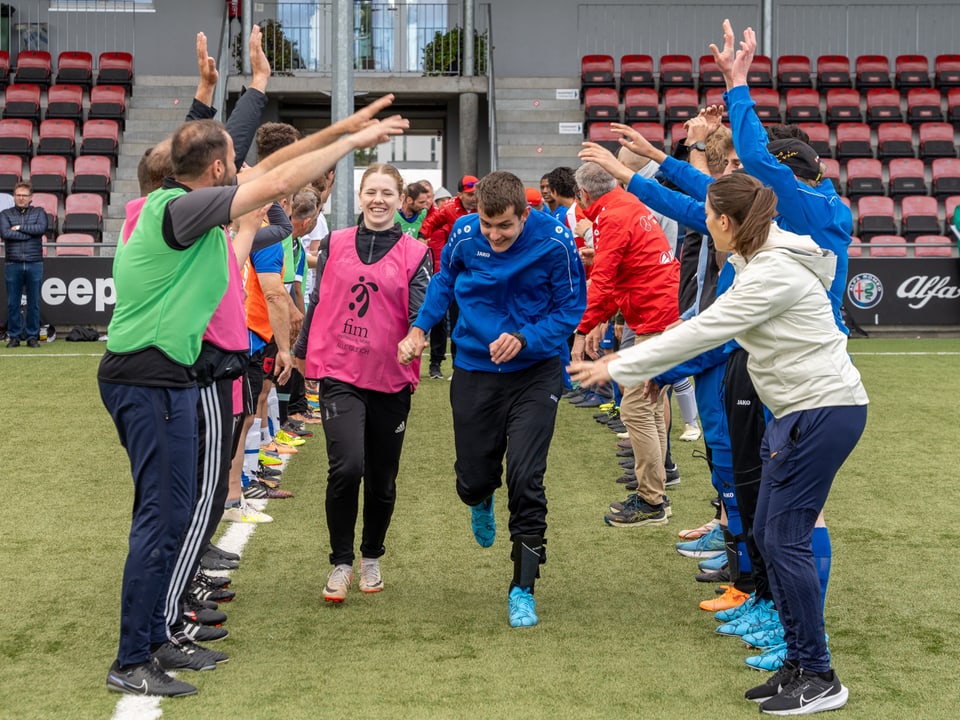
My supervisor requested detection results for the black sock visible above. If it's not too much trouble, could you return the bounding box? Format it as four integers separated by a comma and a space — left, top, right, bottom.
511, 534, 544, 592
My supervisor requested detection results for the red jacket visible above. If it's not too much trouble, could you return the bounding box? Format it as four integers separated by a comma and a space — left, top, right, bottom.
578, 186, 679, 335
419, 196, 471, 271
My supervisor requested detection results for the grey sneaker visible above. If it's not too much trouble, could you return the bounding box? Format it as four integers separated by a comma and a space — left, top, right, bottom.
106, 657, 197, 697
323, 563, 354, 603
358, 557, 384, 593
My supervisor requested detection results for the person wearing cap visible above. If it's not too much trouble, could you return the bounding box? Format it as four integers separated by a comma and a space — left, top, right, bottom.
418, 174, 479, 379
432, 185, 451, 207
525, 187, 544, 212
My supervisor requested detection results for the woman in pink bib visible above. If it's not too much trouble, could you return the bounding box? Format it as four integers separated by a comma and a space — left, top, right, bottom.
295, 163, 432, 603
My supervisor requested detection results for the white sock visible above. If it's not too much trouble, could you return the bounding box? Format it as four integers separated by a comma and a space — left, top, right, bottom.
673, 378, 699, 426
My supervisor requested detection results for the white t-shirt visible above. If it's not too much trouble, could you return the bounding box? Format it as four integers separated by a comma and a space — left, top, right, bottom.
302, 213, 330, 300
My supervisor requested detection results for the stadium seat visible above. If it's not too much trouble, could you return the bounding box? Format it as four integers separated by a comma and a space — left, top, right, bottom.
79, 119, 120, 162
664, 87, 698, 125
752, 88, 782, 123
88, 85, 127, 129
949, 89, 960, 127
799, 122, 831, 158
845, 158, 884, 198
581, 54, 616, 91
659, 54, 694, 89
14, 50, 52, 86
584, 88, 620, 127
868, 234, 908, 256
31, 192, 59, 238
56, 51, 93, 89
835, 122, 873, 159
702, 87, 725, 109
856, 55, 891, 90
785, 89, 822, 123
876, 122, 914, 159
888, 158, 927, 197
900, 195, 941, 240
2, 84, 41, 124
894, 55, 930, 91
931, 158, 960, 197
669, 123, 688, 148
0, 118, 34, 158
71, 154, 112, 199
913, 235, 954, 256
698, 55, 724, 89
96, 51, 134, 93
746, 55, 773, 88
620, 54, 655, 94
586, 122, 619, 151
817, 55, 852, 90
777, 55, 813, 89
62, 192, 103, 241
947, 195, 960, 221
857, 195, 897, 240
0, 154, 22, 194
630, 122, 665, 151
865, 88, 903, 125
53, 233, 96, 256
623, 88, 659, 122
934, 54, 960, 89
905, 88, 943, 125
848, 235, 863, 257
0, 51, 8, 89
821, 157, 841, 193
826, 88, 862, 124
28, 155, 68, 197
45, 84, 84, 125
918, 122, 957, 160
37, 119, 77, 157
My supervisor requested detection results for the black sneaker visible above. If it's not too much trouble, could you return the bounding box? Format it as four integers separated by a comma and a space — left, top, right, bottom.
615, 473, 635, 484
195, 569, 231, 590
618, 457, 634, 469
153, 634, 221, 672
257, 462, 282, 478
207, 543, 240, 561
429, 364, 443, 379
243, 481, 269, 500
182, 622, 229, 642
745, 660, 801, 702
665, 463, 681, 487
695, 567, 731, 583
106, 657, 197, 697
5, 338, 19, 348
200, 552, 238, 571
610, 493, 672, 518
615, 447, 634, 458
191, 580, 235, 603
607, 420, 627, 433
183, 596, 227, 626
758, 668, 848, 715
604, 496, 668, 527
26, 338, 40, 348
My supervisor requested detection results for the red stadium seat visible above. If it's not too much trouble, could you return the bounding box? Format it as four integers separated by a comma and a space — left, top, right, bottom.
752, 88, 782, 123
45, 84, 84, 125
702, 86, 725, 109
586, 123, 621, 156
835, 123, 872, 159
97, 51, 134, 93
821, 157, 841, 193
37, 119, 77, 157
583, 88, 620, 127
914, 235, 954, 256
14, 50, 52, 86
0, 154, 22, 194
817, 55, 852, 90
777, 56, 813, 89
0, 118, 34, 158
623, 88, 659, 122
669, 123, 688, 148
56, 51, 93, 89
868, 235, 908, 256
747, 55, 773, 88
31, 192, 59, 238
856, 55, 891, 90
949, 89, 960, 127
79, 119, 120, 163
0, 51, 8, 89
88, 85, 126, 128
71, 154, 112, 199
798, 122, 831, 158
659, 54, 694, 89
2, 84, 41, 124
785, 89, 822, 124
900, 195, 941, 240
935, 54, 960, 89
62, 192, 103, 241
931, 158, 960, 197
698, 55, 724, 89
876, 122, 914, 160
620, 54, 655, 94
29, 155, 68, 197
53, 233, 97, 256
845, 158, 884, 198
848, 236, 863, 257
906, 88, 943, 125
857, 196, 897, 240
663, 87, 698, 124
581, 54, 615, 91
918, 123, 957, 160
888, 158, 926, 197
865, 88, 903, 125
946, 195, 960, 219
630, 122, 665, 151
826, 88, 862, 124
895, 55, 930, 91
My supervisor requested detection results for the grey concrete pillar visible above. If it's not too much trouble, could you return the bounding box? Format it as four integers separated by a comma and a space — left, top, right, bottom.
331, 0, 355, 231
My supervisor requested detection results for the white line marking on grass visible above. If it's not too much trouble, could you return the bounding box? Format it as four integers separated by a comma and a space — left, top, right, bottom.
850, 351, 960, 356
0, 352, 104, 357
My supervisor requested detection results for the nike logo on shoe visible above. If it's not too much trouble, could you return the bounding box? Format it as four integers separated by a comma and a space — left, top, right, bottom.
108, 674, 148, 694
799, 688, 830, 706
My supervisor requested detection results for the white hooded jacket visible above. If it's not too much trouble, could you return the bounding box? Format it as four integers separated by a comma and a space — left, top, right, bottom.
607, 222, 868, 419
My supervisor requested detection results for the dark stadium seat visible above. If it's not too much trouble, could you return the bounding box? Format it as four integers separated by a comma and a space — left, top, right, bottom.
620, 55, 655, 94
0, 118, 34, 158
14, 50, 52, 86
798, 122, 831, 158
949, 89, 960, 127
31, 192, 59, 238
777, 55, 813, 89
581, 54, 616, 91
96, 51, 134, 93
29, 155, 68, 197
934, 54, 960, 89
876, 122, 914, 160
0, 50, 8, 89
62, 192, 104, 241
88, 85, 127, 129
906, 88, 943, 125
845, 158, 884, 198
747, 55, 773, 88
785, 89, 822, 123
0, 154, 22, 194
856, 55, 891, 90
821, 157, 841, 193
79, 119, 120, 162
900, 195, 941, 240
45, 84, 84, 125
56, 51, 93, 89
857, 195, 897, 240
752, 88, 782, 123
826, 88, 863, 124
918, 122, 957, 160
887, 158, 927, 197
71, 154, 112, 200
817, 55, 852, 90
2, 84, 41, 124
37, 119, 77, 157
663, 87, 698, 125
702, 87, 725, 109
865, 88, 903, 125
698, 55, 724, 89
623, 88, 659, 122
835, 122, 873, 159
931, 158, 960, 197
659, 54, 694, 89
894, 55, 930, 91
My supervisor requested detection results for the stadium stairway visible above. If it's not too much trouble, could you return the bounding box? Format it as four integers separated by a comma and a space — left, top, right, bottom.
493, 76, 584, 190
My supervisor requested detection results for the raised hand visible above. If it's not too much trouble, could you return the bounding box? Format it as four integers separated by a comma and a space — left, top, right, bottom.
338, 94, 398, 134
709, 18, 737, 80
731, 26, 757, 87
351, 115, 409, 149
249, 24, 271, 91
196, 32, 218, 89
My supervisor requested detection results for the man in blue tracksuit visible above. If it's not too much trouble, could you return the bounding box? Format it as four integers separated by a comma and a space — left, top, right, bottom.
399, 171, 586, 629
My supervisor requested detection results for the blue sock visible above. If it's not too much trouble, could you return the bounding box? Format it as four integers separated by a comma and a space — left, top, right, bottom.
811, 526, 832, 612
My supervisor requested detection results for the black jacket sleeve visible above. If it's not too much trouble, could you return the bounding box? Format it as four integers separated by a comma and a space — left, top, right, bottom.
225, 88, 268, 171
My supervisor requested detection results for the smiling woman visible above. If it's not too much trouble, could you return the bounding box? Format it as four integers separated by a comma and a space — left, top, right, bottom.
358, 163, 403, 232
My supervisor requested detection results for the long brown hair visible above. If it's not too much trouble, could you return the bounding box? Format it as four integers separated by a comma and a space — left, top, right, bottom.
707, 173, 779, 258
360, 163, 404, 194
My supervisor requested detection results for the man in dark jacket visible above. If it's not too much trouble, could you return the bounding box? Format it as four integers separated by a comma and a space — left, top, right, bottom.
1, 182, 48, 347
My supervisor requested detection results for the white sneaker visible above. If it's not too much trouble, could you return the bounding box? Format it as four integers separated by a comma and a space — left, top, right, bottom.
222, 499, 273, 524
358, 558, 383, 593
323, 563, 354, 602
679, 423, 702, 442
616, 431, 630, 440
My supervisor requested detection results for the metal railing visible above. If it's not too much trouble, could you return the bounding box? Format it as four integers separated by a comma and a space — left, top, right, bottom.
0, 2, 138, 62
227, 2, 488, 76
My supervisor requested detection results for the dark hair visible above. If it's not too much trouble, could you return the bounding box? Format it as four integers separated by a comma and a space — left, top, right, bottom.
255, 122, 301, 160
360, 163, 404, 194
707, 173, 779, 258
404, 182, 427, 201
170, 120, 229, 180
766, 123, 811, 145
475, 171, 526, 217
546, 166, 577, 199
137, 138, 173, 195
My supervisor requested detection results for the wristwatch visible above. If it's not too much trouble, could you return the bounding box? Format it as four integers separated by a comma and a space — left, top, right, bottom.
686, 141, 707, 152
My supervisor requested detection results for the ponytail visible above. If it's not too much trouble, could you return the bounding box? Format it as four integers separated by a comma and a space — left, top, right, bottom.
707, 174, 779, 258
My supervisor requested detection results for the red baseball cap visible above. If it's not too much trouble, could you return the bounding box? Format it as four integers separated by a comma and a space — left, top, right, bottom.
459, 175, 479, 192
525, 187, 543, 206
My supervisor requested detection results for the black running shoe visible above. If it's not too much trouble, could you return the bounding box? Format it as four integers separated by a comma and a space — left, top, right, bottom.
257, 462, 282, 478
745, 660, 800, 702
152, 634, 220, 672
195, 569, 231, 590
191, 580, 235, 603
608, 421, 627, 433
182, 622, 229, 642
695, 567, 731, 583
106, 658, 197, 696
243, 481, 269, 500
665, 463, 681, 487
615, 473, 635, 484
207, 543, 240, 561
616, 448, 634, 458
183, 596, 227, 626
758, 668, 848, 715
200, 552, 238, 571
